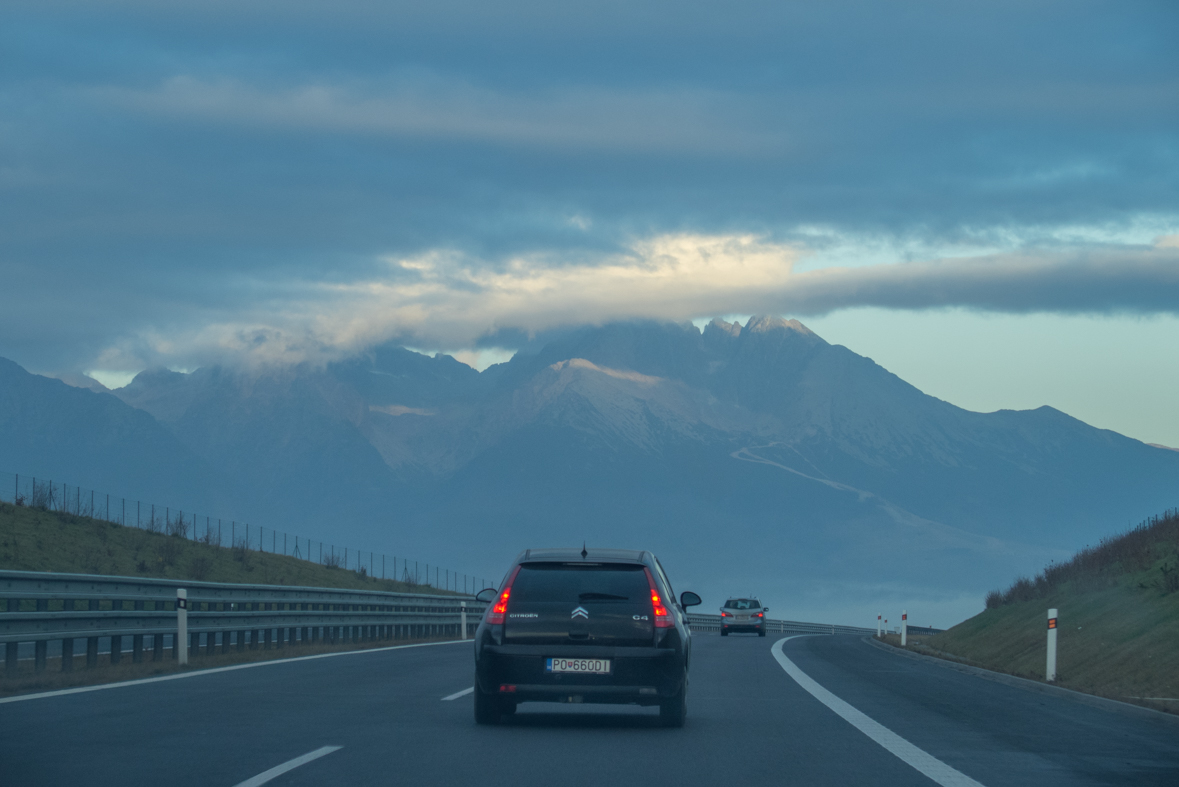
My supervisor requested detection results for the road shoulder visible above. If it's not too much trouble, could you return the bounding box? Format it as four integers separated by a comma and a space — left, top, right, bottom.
864, 636, 1179, 726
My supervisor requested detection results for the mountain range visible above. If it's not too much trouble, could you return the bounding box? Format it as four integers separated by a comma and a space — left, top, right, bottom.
3, 316, 1177, 626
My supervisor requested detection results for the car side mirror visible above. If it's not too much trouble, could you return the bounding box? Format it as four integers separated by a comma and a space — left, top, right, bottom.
475, 588, 498, 603
680, 591, 702, 608
763, 607, 769, 612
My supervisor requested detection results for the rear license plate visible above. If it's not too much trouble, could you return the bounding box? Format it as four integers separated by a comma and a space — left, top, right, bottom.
546, 657, 611, 675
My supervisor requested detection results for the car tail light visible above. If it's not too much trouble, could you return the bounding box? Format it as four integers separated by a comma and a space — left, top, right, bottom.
755, 612, 764, 618
720, 611, 730, 617
643, 568, 674, 628
484, 566, 521, 625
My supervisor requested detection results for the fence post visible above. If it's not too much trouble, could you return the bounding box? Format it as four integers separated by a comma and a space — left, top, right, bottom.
1046, 608, 1058, 682
877, 614, 882, 638
177, 589, 188, 666
461, 601, 467, 640
901, 610, 908, 647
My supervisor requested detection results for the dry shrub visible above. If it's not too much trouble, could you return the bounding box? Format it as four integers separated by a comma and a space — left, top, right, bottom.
189, 555, 213, 581
990, 509, 1179, 607
157, 538, 182, 567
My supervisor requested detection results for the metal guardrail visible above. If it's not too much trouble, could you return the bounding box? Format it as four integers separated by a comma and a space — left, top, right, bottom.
1, 570, 879, 676
686, 613, 876, 636
1, 570, 487, 674
902, 625, 944, 636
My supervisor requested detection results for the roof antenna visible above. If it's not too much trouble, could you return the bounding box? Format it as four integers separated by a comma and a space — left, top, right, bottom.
581, 542, 588, 560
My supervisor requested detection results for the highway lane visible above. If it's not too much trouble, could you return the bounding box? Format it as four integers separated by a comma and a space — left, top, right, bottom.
1, 634, 1176, 786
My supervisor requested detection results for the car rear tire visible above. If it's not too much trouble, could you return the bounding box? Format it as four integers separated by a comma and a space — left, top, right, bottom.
474, 687, 500, 725
659, 681, 687, 728
720, 628, 728, 636
758, 628, 766, 637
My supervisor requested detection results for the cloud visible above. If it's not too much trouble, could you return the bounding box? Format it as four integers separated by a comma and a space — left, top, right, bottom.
3, 0, 1178, 375
84, 234, 1179, 371
98, 76, 778, 156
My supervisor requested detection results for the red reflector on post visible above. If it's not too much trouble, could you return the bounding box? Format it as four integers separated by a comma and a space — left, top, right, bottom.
499, 684, 517, 693
1048, 618, 1057, 629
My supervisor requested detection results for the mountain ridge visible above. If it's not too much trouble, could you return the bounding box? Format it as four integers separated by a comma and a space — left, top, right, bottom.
5, 317, 1178, 625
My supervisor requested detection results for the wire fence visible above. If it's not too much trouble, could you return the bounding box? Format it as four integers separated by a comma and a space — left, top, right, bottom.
0, 470, 492, 595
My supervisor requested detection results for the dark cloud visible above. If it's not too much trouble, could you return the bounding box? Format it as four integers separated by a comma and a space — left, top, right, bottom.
775, 244, 1179, 317
1, 0, 1176, 371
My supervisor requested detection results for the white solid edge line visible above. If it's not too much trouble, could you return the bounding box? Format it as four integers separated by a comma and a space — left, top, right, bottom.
232, 745, 342, 787
442, 686, 474, 701
0, 638, 470, 705
772, 636, 986, 787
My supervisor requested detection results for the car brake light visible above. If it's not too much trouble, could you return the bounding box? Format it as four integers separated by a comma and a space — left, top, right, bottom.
643, 568, 674, 628
484, 566, 521, 625
720, 611, 730, 617
755, 612, 764, 617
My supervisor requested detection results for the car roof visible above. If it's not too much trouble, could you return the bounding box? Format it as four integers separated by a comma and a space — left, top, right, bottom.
514, 548, 650, 564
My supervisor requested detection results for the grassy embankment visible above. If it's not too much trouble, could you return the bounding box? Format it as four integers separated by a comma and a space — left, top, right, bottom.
0, 501, 466, 696
895, 510, 1179, 714
0, 500, 458, 593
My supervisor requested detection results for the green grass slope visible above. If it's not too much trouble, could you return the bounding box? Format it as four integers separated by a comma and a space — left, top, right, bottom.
0, 501, 460, 595
924, 510, 1179, 712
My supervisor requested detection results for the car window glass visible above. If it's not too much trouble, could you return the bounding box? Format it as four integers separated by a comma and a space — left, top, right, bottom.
511, 563, 648, 603
725, 598, 761, 610
653, 557, 676, 600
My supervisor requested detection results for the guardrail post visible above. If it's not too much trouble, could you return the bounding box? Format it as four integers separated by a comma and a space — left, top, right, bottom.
61, 637, 74, 672
133, 634, 143, 663
877, 614, 882, 638
176, 589, 188, 666
901, 610, 908, 647
110, 602, 123, 665
5, 641, 16, 676
1046, 608, 1058, 682
34, 640, 47, 673
461, 602, 467, 640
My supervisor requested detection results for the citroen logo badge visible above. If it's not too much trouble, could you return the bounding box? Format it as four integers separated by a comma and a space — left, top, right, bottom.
571, 606, 589, 619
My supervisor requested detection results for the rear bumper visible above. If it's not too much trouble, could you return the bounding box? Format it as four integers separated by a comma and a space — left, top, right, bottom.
721, 622, 765, 632
476, 644, 684, 705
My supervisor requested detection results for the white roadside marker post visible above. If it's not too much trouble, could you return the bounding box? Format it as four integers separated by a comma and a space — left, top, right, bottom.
901, 610, 908, 647
176, 588, 189, 666
461, 601, 467, 640
1046, 608, 1058, 682
877, 614, 882, 638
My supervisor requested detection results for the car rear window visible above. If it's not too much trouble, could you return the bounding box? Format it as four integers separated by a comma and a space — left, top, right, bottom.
724, 599, 762, 610
511, 563, 649, 603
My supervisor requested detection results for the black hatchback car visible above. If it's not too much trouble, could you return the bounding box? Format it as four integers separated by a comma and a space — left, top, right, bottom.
472, 548, 702, 726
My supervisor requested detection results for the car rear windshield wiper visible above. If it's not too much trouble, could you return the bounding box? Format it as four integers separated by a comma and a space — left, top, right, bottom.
578, 592, 629, 601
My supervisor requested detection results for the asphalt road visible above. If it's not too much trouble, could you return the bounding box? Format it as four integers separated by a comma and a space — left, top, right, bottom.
2, 634, 1176, 786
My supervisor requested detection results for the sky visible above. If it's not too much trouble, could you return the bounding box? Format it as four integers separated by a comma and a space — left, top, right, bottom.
2, 1, 1178, 443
